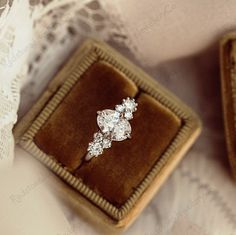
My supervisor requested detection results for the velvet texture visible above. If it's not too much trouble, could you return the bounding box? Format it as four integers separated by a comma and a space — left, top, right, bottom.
34, 62, 138, 170
34, 61, 181, 207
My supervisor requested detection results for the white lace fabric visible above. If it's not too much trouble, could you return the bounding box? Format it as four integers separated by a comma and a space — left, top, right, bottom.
0, 0, 111, 166
0, 0, 31, 167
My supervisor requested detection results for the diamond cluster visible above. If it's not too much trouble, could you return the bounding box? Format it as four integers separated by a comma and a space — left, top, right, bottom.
86, 98, 138, 159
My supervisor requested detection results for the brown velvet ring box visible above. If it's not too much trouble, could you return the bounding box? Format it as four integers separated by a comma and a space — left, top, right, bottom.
220, 33, 236, 179
14, 39, 201, 233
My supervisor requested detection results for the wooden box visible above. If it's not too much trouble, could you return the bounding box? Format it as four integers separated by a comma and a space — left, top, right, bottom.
220, 33, 236, 179
14, 39, 201, 233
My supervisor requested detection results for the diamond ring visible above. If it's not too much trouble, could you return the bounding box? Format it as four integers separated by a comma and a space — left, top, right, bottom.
85, 97, 138, 161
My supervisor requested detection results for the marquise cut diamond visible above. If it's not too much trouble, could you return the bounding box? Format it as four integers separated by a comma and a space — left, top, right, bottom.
112, 119, 131, 141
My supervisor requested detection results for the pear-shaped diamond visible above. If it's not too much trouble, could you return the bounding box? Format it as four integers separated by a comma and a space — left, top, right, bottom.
97, 109, 120, 133
97, 109, 131, 141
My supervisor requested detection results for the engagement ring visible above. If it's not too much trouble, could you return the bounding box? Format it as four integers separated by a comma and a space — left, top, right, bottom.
85, 97, 138, 161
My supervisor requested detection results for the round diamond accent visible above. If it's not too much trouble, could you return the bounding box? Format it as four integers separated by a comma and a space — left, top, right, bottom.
115, 104, 125, 112
88, 142, 103, 157
102, 138, 112, 148
123, 98, 137, 112
124, 111, 133, 120
93, 132, 103, 142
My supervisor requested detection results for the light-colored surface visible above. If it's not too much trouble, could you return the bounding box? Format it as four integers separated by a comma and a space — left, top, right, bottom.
2, 0, 236, 234
0, 147, 73, 235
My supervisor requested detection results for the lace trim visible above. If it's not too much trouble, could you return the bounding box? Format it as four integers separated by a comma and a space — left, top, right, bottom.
27, 0, 111, 78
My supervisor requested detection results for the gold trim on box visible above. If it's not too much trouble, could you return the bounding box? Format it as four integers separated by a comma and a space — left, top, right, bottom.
17, 39, 200, 220
220, 33, 236, 179
229, 42, 236, 135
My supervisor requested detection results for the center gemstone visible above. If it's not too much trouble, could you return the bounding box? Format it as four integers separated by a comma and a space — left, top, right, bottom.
112, 119, 131, 141
97, 109, 131, 141
97, 109, 120, 133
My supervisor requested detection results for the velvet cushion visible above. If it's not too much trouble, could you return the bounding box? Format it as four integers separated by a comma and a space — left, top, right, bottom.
34, 61, 181, 207
75, 93, 181, 207
34, 62, 138, 171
